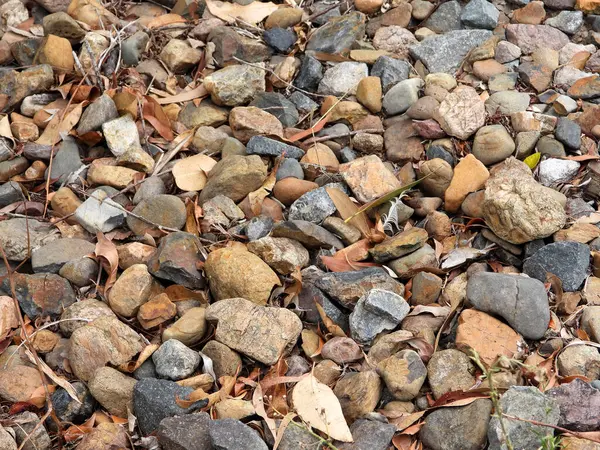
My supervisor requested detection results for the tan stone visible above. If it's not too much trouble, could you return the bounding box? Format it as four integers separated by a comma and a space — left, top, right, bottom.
162, 307, 207, 346
108, 264, 155, 317
88, 366, 136, 417
87, 158, 140, 189
0, 296, 18, 338
67, 0, 120, 29
116, 242, 157, 269
32, 329, 59, 353
300, 143, 340, 169
340, 155, 402, 203
355, 0, 383, 13
512, 1, 546, 24
473, 59, 507, 82
229, 106, 283, 143
34, 35, 74, 72
201, 340, 242, 378
214, 399, 255, 420
137, 293, 177, 329
0, 365, 45, 402
356, 76, 382, 113
334, 371, 382, 422
272, 178, 319, 206
265, 7, 303, 29
444, 154, 489, 213
77, 422, 129, 450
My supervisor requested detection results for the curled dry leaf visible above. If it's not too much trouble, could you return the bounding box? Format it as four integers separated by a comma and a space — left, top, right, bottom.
36, 102, 84, 145
206, 0, 280, 24
143, 95, 174, 141
95, 232, 119, 294
172, 154, 218, 191
315, 303, 347, 337
292, 374, 353, 442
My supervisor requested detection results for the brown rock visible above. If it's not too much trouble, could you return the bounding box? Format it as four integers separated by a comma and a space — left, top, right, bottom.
461, 190, 485, 218
0, 296, 18, 338
334, 371, 382, 422
69, 316, 144, 381
77, 422, 129, 450
67, 0, 120, 29
456, 309, 525, 367
201, 340, 242, 378
382, 3, 412, 26
300, 142, 340, 169
50, 187, 81, 222
137, 293, 177, 330
60, 298, 116, 337
419, 158, 453, 198
34, 35, 74, 73
519, 62, 553, 92
273, 178, 319, 206
314, 359, 342, 385
88, 366, 136, 417
31, 329, 59, 353
159, 39, 202, 74
370, 227, 428, 263
265, 7, 303, 29
247, 236, 310, 275
385, 118, 424, 162
321, 337, 363, 364
87, 158, 139, 189
473, 59, 507, 82
512, 1, 546, 24
411, 271, 443, 305
163, 307, 207, 346
356, 76, 382, 113
340, 155, 401, 203
406, 96, 439, 120
214, 399, 255, 420
377, 349, 427, 400
108, 264, 155, 317
0, 365, 45, 402
505, 24, 569, 55
229, 106, 283, 143
444, 154, 489, 213
427, 349, 476, 399
205, 297, 302, 365
116, 242, 156, 269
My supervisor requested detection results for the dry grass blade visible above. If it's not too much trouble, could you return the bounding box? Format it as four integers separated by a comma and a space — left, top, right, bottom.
95, 232, 119, 294
24, 348, 81, 404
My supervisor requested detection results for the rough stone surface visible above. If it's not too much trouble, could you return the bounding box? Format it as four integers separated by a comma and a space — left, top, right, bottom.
153, 339, 200, 381
523, 241, 589, 291
350, 289, 410, 344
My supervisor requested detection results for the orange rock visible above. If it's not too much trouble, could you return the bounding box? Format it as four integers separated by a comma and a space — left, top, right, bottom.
472, 59, 507, 82
51, 187, 82, 223
67, 0, 121, 29
512, 1, 546, 24
300, 143, 340, 169
32, 329, 59, 353
117, 242, 157, 269
577, 0, 600, 13
444, 154, 489, 213
355, 0, 384, 14
272, 178, 319, 206
34, 35, 74, 73
456, 309, 524, 367
137, 293, 177, 329
239, 196, 284, 221
356, 76, 382, 113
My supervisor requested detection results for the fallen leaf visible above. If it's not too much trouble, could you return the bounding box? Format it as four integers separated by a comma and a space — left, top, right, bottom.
36, 103, 84, 145
248, 157, 280, 215
326, 187, 370, 237
292, 374, 353, 442
440, 247, 490, 270
288, 115, 329, 142
143, 95, 174, 141
206, 0, 280, 24
320, 255, 379, 272
95, 232, 119, 294
0, 115, 14, 143
172, 154, 218, 191
523, 152, 541, 169
165, 285, 207, 303
147, 13, 186, 28
315, 303, 346, 338
156, 84, 208, 105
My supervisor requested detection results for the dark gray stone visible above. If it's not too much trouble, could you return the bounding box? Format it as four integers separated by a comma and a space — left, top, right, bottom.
46, 137, 84, 184
288, 91, 318, 114
294, 55, 323, 92
278, 423, 321, 450
246, 136, 304, 159
426, 145, 455, 166
276, 158, 304, 181
349, 289, 410, 344
272, 220, 344, 249
133, 378, 207, 435
289, 187, 336, 223
555, 117, 581, 150
263, 27, 297, 53
424, 0, 463, 33
209, 418, 268, 450
409, 30, 492, 74
460, 0, 499, 30
546, 379, 600, 432
337, 419, 396, 450
420, 399, 493, 450
371, 56, 410, 93
589, 14, 600, 32
467, 272, 550, 339
244, 216, 274, 241
134, 358, 158, 380
311, 2, 341, 26
306, 12, 366, 55
0, 181, 23, 207
488, 387, 559, 450
523, 241, 589, 291
249, 92, 299, 127
76, 94, 118, 135
122, 31, 149, 66
158, 413, 212, 450
153, 339, 201, 381
31, 238, 96, 274
524, 239, 545, 259
51, 381, 96, 425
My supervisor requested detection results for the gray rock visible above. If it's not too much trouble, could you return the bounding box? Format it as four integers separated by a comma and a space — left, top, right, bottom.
410, 30, 493, 74
245, 216, 274, 241
122, 31, 149, 66
102, 114, 142, 156
0, 138, 12, 162
148, 232, 205, 289
246, 136, 304, 159
209, 418, 268, 450
555, 117, 581, 150
20, 93, 60, 118
0, 426, 16, 450
0, 218, 58, 261
278, 423, 321, 450
546, 378, 600, 432
306, 12, 366, 55
74, 190, 126, 233
134, 359, 158, 380
52, 381, 96, 425
427, 349, 476, 400
133, 378, 207, 435
538, 158, 580, 186
289, 187, 336, 223
133, 177, 166, 205
277, 158, 304, 180
12, 411, 51, 450
426, 145, 455, 167
371, 55, 411, 92
337, 419, 396, 450
383, 78, 424, 116
263, 27, 297, 53
349, 289, 410, 345
523, 241, 589, 291
318, 62, 368, 96
420, 399, 493, 450
127, 195, 186, 236
158, 413, 212, 450
76, 94, 118, 135
424, 0, 462, 33
31, 238, 95, 274
488, 386, 560, 450
311, 2, 340, 26
467, 272, 550, 339
537, 135, 566, 157
271, 220, 344, 249
46, 137, 84, 184
485, 91, 531, 115
0, 181, 23, 207
294, 56, 323, 92
153, 339, 201, 381
545, 10, 583, 35
460, 0, 499, 30
288, 91, 318, 115
495, 41, 522, 63
59, 257, 98, 287
249, 92, 299, 127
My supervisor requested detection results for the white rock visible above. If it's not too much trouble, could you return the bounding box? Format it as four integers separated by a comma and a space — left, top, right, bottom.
0, 0, 28, 34
559, 43, 596, 66
74, 190, 126, 233
553, 66, 591, 89
102, 114, 142, 157
538, 159, 580, 187
437, 85, 486, 140
318, 62, 369, 96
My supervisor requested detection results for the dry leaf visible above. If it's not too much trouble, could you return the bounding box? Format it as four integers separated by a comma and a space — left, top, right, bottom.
25, 349, 80, 403
95, 232, 119, 294
206, 0, 279, 24
320, 255, 379, 272
36, 103, 84, 145
156, 84, 208, 105
326, 187, 370, 237
172, 154, 218, 191
248, 157, 280, 215
0, 115, 14, 143
292, 374, 353, 442
316, 303, 346, 337
143, 95, 174, 141
147, 13, 186, 28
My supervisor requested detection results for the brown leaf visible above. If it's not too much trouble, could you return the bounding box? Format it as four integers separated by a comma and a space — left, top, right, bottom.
326, 187, 370, 237
320, 255, 379, 272
172, 154, 217, 191
315, 303, 347, 337
248, 157, 280, 215
156, 84, 208, 105
143, 95, 174, 141
36, 102, 84, 145
165, 285, 207, 303
206, 0, 280, 24
95, 232, 119, 294
147, 13, 187, 28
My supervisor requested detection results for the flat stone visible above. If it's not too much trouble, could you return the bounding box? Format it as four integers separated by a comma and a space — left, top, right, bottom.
0, 181, 23, 207
88, 366, 136, 418
472, 125, 516, 165
162, 307, 206, 346
555, 117, 581, 150
437, 85, 486, 140
248, 236, 309, 275
538, 158, 580, 186
546, 379, 600, 432
371, 55, 410, 92
153, 339, 200, 381
306, 12, 366, 55
523, 241, 589, 291
370, 227, 428, 262
127, 195, 186, 236
102, 114, 142, 157
334, 371, 382, 421
159, 39, 202, 74
249, 92, 299, 127
378, 349, 427, 400
294, 55, 323, 92
461, 0, 499, 29
246, 136, 304, 159
147, 232, 204, 289
505, 24, 569, 54
77, 94, 118, 135
485, 91, 531, 115
424, 0, 462, 32
209, 419, 267, 450
340, 155, 401, 203
427, 349, 476, 399
445, 154, 489, 213
158, 413, 212, 450
546, 10, 583, 34
318, 62, 368, 96
59, 299, 115, 337
204, 64, 265, 106
289, 187, 336, 223
199, 155, 267, 203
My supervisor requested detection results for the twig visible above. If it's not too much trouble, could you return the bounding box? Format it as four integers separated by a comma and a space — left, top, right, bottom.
501, 414, 600, 444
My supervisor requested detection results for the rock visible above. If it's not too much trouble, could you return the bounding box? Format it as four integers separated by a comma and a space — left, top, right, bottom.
101, 114, 142, 157
127, 195, 186, 236
506, 24, 569, 54
461, 0, 499, 29
0, 218, 58, 261
482, 158, 566, 244
214, 398, 255, 420
147, 232, 205, 289
0, 365, 44, 402
427, 349, 476, 399
52, 381, 96, 424
523, 241, 589, 291
158, 413, 212, 450
334, 371, 382, 421
373, 26, 417, 57
276, 158, 304, 181
204, 65, 265, 106
121, 31, 149, 66
134, 378, 205, 435
356, 76, 382, 113
306, 12, 366, 54
546, 379, 600, 432
209, 419, 267, 450
201, 154, 267, 204
78, 32, 110, 74
208, 26, 271, 66
77, 94, 118, 135
108, 264, 154, 317
0, 65, 54, 110
159, 39, 202, 74
388, 243, 437, 278
546, 10, 583, 34
538, 158, 580, 186
419, 158, 453, 197
377, 349, 426, 400
456, 309, 525, 367
42, 12, 86, 40
294, 55, 323, 92
518, 62, 552, 92
247, 236, 309, 275
272, 220, 344, 249
87, 159, 139, 189
11, 411, 51, 450
88, 366, 136, 417
488, 386, 560, 450
371, 56, 410, 92
137, 293, 176, 329
445, 154, 489, 213
320, 337, 362, 364
245, 137, 304, 161
370, 227, 428, 263
409, 30, 492, 73
153, 339, 200, 381
421, 399, 493, 450
467, 272, 550, 339
337, 420, 396, 450
340, 155, 401, 203
249, 92, 299, 128
162, 307, 206, 346
537, 135, 566, 157
436, 86, 486, 140
76, 422, 129, 450
557, 345, 600, 378
69, 316, 144, 381
60, 299, 115, 337
555, 117, 581, 150
350, 289, 410, 344
485, 91, 531, 115
0, 427, 16, 450
31, 238, 94, 274
244, 216, 276, 240
0, 181, 23, 207
318, 62, 368, 96
289, 187, 336, 223
472, 125, 516, 166
205, 247, 281, 305
422, 0, 461, 32
202, 341, 242, 378
263, 27, 296, 53
178, 101, 228, 129
383, 78, 423, 116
